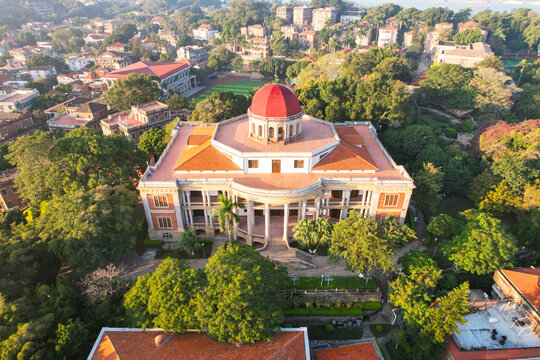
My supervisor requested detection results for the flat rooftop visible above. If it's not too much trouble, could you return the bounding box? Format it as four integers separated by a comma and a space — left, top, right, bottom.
454, 302, 540, 351
0, 91, 35, 103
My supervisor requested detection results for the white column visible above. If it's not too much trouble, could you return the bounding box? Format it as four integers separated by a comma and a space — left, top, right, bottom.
141, 194, 153, 230
315, 196, 321, 219
344, 190, 351, 206
400, 193, 411, 225
202, 190, 208, 226
265, 203, 270, 240
173, 191, 184, 230
186, 191, 193, 225
247, 200, 253, 236
369, 191, 381, 219
206, 192, 213, 226
301, 200, 307, 220
283, 203, 289, 241
297, 201, 302, 222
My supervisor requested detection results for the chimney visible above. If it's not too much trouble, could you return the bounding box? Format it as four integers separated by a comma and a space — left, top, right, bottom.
154, 334, 170, 348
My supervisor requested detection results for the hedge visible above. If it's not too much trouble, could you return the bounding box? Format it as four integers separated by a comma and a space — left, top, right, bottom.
284, 307, 363, 317
144, 239, 163, 248
362, 301, 382, 310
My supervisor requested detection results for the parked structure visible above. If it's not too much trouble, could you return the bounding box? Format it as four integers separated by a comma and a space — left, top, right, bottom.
138, 84, 414, 246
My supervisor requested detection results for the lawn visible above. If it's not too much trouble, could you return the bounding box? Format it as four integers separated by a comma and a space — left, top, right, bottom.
308, 325, 363, 340
195, 80, 265, 102
294, 276, 378, 290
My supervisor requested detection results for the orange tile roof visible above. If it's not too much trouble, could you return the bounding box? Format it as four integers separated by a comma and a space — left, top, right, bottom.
90, 329, 307, 360
501, 268, 540, 311
103, 60, 193, 80
315, 343, 380, 360
314, 126, 377, 171
187, 134, 211, 146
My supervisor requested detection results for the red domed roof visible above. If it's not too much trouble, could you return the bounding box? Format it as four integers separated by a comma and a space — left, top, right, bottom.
249, 83, 302, 118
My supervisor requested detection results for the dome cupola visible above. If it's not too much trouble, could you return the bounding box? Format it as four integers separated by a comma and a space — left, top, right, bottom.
248, 83, 304, 144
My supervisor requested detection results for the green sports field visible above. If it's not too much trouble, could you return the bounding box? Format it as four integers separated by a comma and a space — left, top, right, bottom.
195, 80, 266, 102
502, 57, 535, 73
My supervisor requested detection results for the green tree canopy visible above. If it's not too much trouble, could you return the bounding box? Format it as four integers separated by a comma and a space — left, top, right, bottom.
104, 73, 164, 111
189, 91, 250, 123
413, 162, 444, 216
292, 218, 333, 251
137, 128, 167, 158
51, 28, 84, 54
443, 209, 517, 274
195, 242, 289, 344
470, 67, 520, 113
453, 29, 483, 44
124, 258, 205, 332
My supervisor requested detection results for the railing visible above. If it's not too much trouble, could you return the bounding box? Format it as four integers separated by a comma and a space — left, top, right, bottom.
282, 288, 380, 296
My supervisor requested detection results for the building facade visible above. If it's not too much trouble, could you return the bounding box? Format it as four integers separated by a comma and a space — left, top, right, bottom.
0, 111, 37, 144
138, 84, 414, 246
377, 25, 398, 47
340, 11, 364, 24
193, 24, 219, 42
293, 6, 313, 26
0, 89, 39, 112
277, 6, 293, 22
434, 42, 494, 68
176, 46, 207, 61
0, 169, 26, 211
312, 7, 338, 31
94, 51, 133, 71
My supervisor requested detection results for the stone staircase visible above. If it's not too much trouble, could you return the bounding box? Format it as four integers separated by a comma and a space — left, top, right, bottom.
259, 238, 317, 269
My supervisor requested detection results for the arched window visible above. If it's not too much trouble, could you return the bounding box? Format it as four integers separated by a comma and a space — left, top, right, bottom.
278, 127, 283, 140
269, 127, 275, 138
258, 125, 262, 136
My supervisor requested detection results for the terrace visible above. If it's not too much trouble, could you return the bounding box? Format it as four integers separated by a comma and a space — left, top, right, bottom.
453, 301, 540, 351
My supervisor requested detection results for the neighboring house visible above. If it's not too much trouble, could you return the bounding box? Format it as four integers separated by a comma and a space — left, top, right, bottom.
444, 268, 540, 359
299, 30, 317, 48
0, 89, 39, 112
435, 42, 494, 67
340, 11, 364, 24
240, 24, 269, 38
138, 84, 414, 245
377, 25, 398, 47
193, 24, 219, 42
66, 55, 94, 71
9, 46, 53, 63
85, 33, 108, 47
176, 46, 207, 62
101, 60, 197, 97
22, 65, 57, 81
0, 111, 37, 144
46, 97, 108, 133
94, 51, 133, 70
158, 31, 178, 47
403, 31, 414, 48
229, 37, 270, 62
88, 82, 108, 96
435, 22, 453, 31
458, 21, 489, 42
0, 169, 26, 211
106, 42, 128, 53
312, 7, 338, 31
276, 6, 293, 22
354, 21, 373, 47
293, 6, 313, 26
100, 101, 173, 142
87, 327, 310, 360
94, 19, 121, 34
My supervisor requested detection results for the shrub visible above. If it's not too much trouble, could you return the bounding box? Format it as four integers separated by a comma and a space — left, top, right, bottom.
444, 128, 458, 138
144, 239, 163, 248
375, 325, 383, 333
362, 301, 382, 310
325, 324, 335, 333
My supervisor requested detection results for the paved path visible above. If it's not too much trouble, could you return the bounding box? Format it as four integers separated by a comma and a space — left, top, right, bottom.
419, 106, 460, 124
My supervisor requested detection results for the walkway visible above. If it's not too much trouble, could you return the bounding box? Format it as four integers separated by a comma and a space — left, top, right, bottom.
420, 105, 460, 124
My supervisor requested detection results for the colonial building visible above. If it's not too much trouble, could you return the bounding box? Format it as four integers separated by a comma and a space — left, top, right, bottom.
193, 24, 219, 42
94, 51, 132, 71
101, 61, 197, 97
340, 11, 365, 24
100, 101, 179, 142
293, 6, 313, 26
277, 6, 293, 23
377, 25, 398, 47
138, 84, 414, 249
240, 24, 269, 38
46, 97, 108, 133
434, 42, 494, 68
0, 169, 26, 211
176, 46, 207, 62
312, 7, 338, 31
299, 31, 317, 48
0, 111, 37, 144
0, 89, 39, 112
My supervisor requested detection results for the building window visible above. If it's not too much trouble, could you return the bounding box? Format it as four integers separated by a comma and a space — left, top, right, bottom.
269, 127, 274, 138
153, 195, 169, 207
294, 160, 304, 168
258, 125, 262, 136
248, 160, 259, 168
154, 114, 159, 122
383, 194, 399, 207
157, 216, 173, 229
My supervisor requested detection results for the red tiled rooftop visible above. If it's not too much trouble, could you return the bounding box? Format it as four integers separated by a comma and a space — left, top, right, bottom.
501, 268, 540, 311
250, 84, 302, 118
53, 113, 89, 127
90, 329, 307, 360
315, 343, 380, 360
103, 60, 192, 80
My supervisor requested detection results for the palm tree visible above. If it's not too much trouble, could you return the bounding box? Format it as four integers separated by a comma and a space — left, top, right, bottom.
212, 194, 244, 242
293, 218, 334, 253
178, 229, 200, 256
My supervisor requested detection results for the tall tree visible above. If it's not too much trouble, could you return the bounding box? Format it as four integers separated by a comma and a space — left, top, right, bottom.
137, 128, 167, 158
292, 218, 333, 252
195, 242, 289, 344
189, 91, 250, 123
443, 209, 517, 274
413, 162, 444, 216
470, 67, 521, 113
104, 73, 163, 111
124, 258, 205, 331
